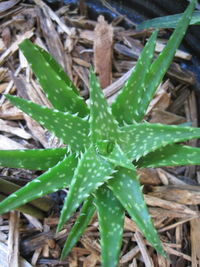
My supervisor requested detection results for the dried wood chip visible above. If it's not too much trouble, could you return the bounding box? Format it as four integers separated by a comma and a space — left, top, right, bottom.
94, 15, 113, 88
120, 246, 140, 264
190, 213, 200, 267
8, 210, 20, 267
83, 253, 98, 267
155, 41, 192, 60
149, 109, 186, 124
0, 242, 33, 267
36, 7, 67, 70
0, 0, 20, 13
0, 104, 24, 120
23, 214, 43, 231
163, 245, 191, 261
157, 168, 187, 186
0, 134, 26, 150
0, 30, 34, 67
137, 168, 161, 185
150, 185, 200, 205
33, 0, 72, 36
0, 119, 31, 139
31, 247, 43, 266
145, 194, 197, 216
134, 231, 154, 267
146, 80, 170, 115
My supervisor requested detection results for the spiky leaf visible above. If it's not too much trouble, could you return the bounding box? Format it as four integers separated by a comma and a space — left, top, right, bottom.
137, 11, 200, 30
95, 185, 124, 267
19, 39, 89, 117
58, 146, 114, 232
6, 95, 89, 152
0, 154, 77, 214
89, 69, 119, 145
0, 148, 66, 170
61, 195, 95, 260
103, 143, 135, 171
111, 30, 157, 124
137, 144, 200, 168
107, 167, 165, 256
135, 0, 196, 121
119, 123, 200, 161
113, 0, 195, 123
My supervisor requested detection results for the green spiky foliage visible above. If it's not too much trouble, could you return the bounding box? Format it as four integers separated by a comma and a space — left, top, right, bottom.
0, 1, 199, 266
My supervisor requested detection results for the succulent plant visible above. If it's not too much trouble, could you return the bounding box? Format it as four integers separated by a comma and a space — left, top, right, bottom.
0, 0, 199, 266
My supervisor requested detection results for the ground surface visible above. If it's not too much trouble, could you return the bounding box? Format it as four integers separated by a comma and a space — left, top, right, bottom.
0, 0, 200, 266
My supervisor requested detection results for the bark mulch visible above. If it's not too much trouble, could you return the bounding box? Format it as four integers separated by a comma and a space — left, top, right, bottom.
0, 0, 200, 266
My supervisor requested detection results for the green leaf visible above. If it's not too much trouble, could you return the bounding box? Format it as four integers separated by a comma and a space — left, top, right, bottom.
0, 154, 77, 214
95, 185, 124, 267
103, 143, 135, 171
57, 146, 114, 232
61, 195, 95, 260
35, 44, 80, 96
6, 94, 90, 152
111, 30, 158, 124
137, 144, 200, 168
119, 123, 200, 161
19, 39, 89, 117
0, 148, 66, 170
0, 193, 45, 219
107, 167, 165, 256
137, 11, 200, 30
132, 0, 196, 122
89, 68, 119, 145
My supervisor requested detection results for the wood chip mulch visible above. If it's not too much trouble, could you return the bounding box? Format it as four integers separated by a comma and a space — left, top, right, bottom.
0, 0, 200, 266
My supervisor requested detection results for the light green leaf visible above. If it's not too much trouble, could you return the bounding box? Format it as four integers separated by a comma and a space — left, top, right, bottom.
0, 148, 66, 170
103, 143, 135, 171
133, 0, 196, 121
0, 154, 78, 215
61, 195, 95, 260
137, 11, 200, 30
137, 144, 200, 168
119, 123, 200, 161
107, 167, 165, 256
111, 30, 158, 124
89, 68, 119, 145
6, 94, 89, 152
95, 185, 124, 267
57, 146, 114, 232
19, 39, 89, 117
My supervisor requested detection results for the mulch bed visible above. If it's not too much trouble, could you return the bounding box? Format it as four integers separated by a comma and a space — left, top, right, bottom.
0, 0, 200, 266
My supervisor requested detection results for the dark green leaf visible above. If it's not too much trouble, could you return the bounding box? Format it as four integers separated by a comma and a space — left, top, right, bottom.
0, 154, 77, 214
58, 146, 114, 232
111, 30, 157, 124
107, 167, 165, 256
134, 0, 196, 121
89, 68, 119, 145
6, 95, 89, 152
0, 148, 66, 170
137, 144, 200, 168
119, 123, 200, 161
137, 11, 200, 30
61, 195, 95, 260
95, 185, 124, 267
19, 39, 89, 117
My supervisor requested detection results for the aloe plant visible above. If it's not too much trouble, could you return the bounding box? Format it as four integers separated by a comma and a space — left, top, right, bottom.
137, 10, 200, 30
0, 1, 199, 266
